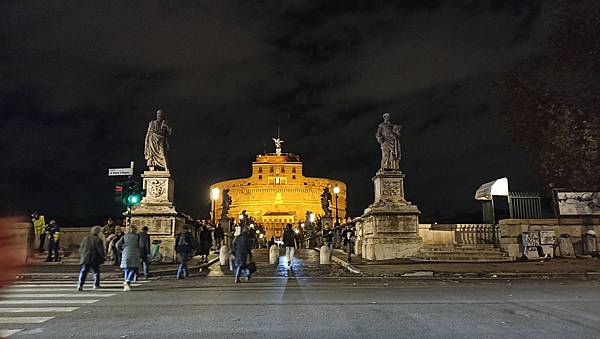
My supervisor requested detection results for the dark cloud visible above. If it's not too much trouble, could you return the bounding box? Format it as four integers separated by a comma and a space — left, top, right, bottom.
0, 0, 557, 224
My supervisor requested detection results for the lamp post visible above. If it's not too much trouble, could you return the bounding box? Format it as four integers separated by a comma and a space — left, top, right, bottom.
333, 186, 340, 226
211, 188, 220, 225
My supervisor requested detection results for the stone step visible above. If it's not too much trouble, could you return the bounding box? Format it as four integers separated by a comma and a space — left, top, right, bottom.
415, 256, 514, 263
421, 248, 505, 254
420, 249, 506, 255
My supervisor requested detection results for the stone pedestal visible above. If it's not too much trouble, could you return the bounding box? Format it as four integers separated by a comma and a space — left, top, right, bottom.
130, 170, 184, 263
360, 170, 422, 261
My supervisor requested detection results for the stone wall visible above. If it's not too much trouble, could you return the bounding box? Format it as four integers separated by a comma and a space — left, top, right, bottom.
499, 218, 600, 258
418, 224, 454, 246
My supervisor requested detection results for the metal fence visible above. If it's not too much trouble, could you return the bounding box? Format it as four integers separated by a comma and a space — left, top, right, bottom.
508, 192, 543, 219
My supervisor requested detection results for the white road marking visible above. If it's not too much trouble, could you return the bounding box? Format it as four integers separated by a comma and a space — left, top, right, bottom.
4, 288, 119, 292
9, 284, 142, 288
12, 280, 148, 284
0, 307, 79, 313
0, 329, 23, 337
0, 300, 98, 305
1, 294, 115, 298
0, 316, 54, 324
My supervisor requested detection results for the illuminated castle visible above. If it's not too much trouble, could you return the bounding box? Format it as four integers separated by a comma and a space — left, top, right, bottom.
210, 138, 347, 239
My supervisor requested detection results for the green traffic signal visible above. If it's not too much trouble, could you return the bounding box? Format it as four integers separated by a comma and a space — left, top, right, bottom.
127, 194, 142, 205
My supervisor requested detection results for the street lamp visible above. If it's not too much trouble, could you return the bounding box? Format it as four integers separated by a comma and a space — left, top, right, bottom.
333, 186, 340, 225
211, 188, 220, 225
309, 213, 315, 223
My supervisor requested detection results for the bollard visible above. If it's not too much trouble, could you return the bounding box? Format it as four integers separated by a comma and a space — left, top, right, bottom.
320, 245, 330, 264
219, 245, 230, 266
269, 245, 279, 264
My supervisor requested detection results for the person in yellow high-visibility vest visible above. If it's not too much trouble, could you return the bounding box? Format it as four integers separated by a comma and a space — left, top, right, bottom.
31, 212, 47, 254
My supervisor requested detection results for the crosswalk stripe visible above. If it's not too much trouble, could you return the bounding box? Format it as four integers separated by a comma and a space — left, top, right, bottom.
0, 300, 98, 305
12, 280, 149, 284
4, 288, 120, 292
9, 284, 142, 288
0, 329, 23, 337
0, 307, 79, 313
1, 294, 115, 298
0, 316, 54, 324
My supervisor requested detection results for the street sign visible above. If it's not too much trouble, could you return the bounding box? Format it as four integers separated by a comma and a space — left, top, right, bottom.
108, 168, 133, 176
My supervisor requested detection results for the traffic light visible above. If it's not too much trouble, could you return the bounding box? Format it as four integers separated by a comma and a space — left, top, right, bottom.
123, 180, 143, 207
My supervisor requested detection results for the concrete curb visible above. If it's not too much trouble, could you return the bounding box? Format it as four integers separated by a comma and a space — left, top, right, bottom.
313, 248, 600, 279
314, 247, 362, 275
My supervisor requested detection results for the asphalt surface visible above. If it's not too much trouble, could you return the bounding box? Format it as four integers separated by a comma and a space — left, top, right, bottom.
1, 250, 600, 338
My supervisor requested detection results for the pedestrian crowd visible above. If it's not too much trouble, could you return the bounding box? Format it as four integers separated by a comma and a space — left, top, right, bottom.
32, 210, 356, 290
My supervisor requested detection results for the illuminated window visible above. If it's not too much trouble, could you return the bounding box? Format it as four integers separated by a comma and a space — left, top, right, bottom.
258, 167, 263, 173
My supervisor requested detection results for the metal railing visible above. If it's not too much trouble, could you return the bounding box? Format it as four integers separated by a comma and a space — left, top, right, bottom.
509, 192, 543, 219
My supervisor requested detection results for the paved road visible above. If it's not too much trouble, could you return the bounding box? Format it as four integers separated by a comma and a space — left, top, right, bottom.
1, 250, 600, 338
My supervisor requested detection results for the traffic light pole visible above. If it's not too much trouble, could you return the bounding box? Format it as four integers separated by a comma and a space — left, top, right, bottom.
127, 206, 132, 226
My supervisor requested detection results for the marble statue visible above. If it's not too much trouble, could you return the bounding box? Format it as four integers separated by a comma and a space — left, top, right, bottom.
221, 189, 232, 220
272, 137, 284, 156
144, 109, 173, 171
375, 112, 402, 171
321, 187, 332, 217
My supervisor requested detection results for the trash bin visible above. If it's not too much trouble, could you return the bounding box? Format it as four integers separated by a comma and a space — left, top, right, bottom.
151, 240, 162, 263
582, 231, 598, 255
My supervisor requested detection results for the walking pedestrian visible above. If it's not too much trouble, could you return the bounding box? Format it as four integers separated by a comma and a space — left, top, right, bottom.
322, 223, 334, 255
199, 224, 212, 263
108, 226, 124, 266
31, 212, 47, 254
282, 224, 297, 266
139, 226, 151, 278
102, 218, 116, 250
115, 225, 142, 291
214, 223, 224, 252
175, 226, 194, 279
233, 228, 252, 283
342, 225, 356, 262
44, 220, 61, 262
77, 226, 105, 291
247, 224, 257, 250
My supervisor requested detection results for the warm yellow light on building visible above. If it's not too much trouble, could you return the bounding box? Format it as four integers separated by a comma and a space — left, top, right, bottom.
209, 146, 347, 240
211, 187, 220, 201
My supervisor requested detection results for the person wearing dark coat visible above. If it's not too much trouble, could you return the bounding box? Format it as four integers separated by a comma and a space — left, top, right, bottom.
139, 226, 151, 278
213, 224, 224, 252
175, 226, 194, 279
282, 224, 297, 266
44, 220, 61, 262
342, 225, 356, 262
199, 225, 212, 263
233, 230, 252, 283
77, 226, 106, 291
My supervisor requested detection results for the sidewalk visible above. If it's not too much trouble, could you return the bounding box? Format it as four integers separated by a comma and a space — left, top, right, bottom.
18, 253, 219, 280
326, 249, 600, 278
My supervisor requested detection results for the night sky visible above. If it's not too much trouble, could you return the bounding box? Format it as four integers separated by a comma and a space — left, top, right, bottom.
1, 1, 558, 225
